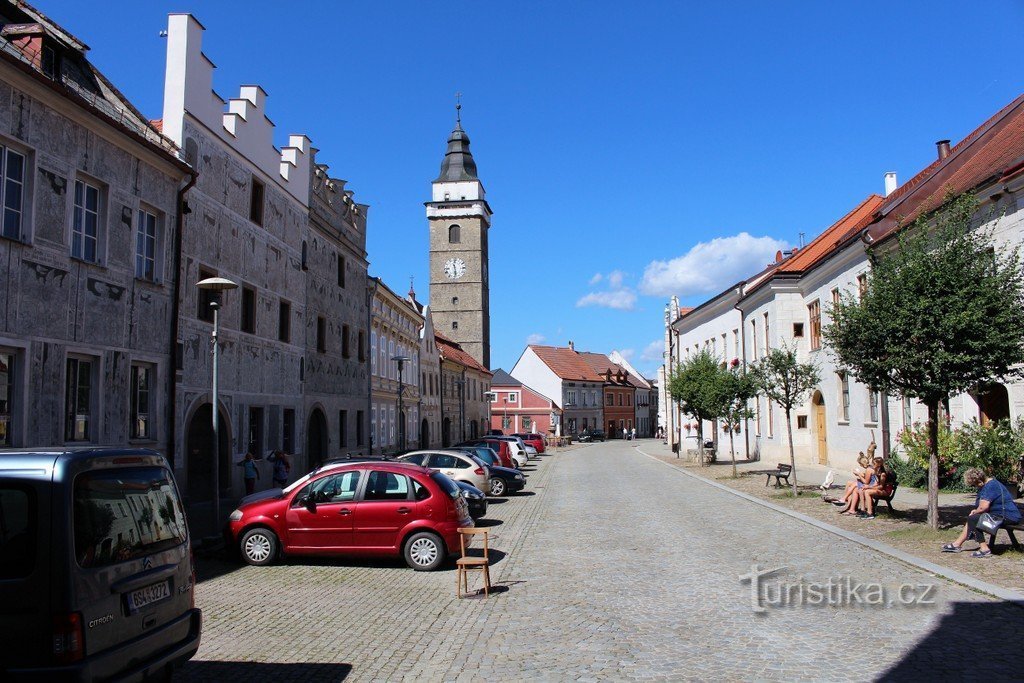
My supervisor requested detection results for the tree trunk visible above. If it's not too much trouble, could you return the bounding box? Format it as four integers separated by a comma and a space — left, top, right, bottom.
729, 425, 737, 478
786, 409, 798, 496
926, 400, 940, 530
697, 420, 704, 467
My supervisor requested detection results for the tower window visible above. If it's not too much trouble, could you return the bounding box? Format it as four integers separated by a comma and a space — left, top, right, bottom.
448, 224, 460, 244
452, 297, 459, 306
452, 321, 458, 331
250, 176, 264, 226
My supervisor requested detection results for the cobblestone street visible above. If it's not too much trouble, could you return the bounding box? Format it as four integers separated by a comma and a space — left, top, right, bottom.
178, 441, 1022, 681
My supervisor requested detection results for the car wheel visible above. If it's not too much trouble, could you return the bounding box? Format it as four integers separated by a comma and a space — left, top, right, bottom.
240, 528, 278, 566
489, 477, 506, 496
404, 531, 445, 571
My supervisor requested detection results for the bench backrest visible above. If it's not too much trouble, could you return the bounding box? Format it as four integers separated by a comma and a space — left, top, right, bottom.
777, 464, 792, 473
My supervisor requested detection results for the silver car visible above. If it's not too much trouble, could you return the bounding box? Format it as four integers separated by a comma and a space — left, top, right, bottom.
397, 450, 491, 494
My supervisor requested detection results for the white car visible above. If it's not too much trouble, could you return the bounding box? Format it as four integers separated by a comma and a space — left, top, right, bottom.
491, 436, 530, 465
397, 450, 491, 494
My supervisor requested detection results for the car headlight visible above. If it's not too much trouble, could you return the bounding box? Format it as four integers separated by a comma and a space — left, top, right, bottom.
229, 509, 243, 522
515, 473, 524, 480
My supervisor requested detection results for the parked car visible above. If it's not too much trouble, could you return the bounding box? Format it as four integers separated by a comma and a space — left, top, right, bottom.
228, 461, 472, 571
460, 439, 526, 469
396, 450, 490, 494
0, 447, 201, 681
487, 429, 505, 436
513, 433, 546, 454
453, 446, 526, 496
578, 429, 606, 442
489, 435, 534, 463
454, 481, 487, 519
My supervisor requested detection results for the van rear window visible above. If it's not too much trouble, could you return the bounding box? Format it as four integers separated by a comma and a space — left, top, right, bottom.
74, 467, 187, 568
0, 487, 34, 579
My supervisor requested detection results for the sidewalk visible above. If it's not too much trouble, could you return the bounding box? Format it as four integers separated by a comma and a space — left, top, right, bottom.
635, 439, 1024, 594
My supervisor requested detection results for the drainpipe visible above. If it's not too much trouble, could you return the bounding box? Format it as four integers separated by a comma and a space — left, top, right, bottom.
167, 171, 197, 468
733, 285, 750, 461
367, 277, 379, 455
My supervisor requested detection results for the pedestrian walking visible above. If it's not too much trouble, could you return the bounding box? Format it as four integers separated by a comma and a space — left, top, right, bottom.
268, 450, 291, 488
238, 449, 260, 495
630, 427, 636, 441
622, 427, 628, 440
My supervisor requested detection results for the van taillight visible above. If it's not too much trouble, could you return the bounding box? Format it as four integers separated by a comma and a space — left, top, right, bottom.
53, 612, 84, 664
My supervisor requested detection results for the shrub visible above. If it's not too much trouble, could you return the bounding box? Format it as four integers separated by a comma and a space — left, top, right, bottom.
894, 418, 1024, 491
886, 452, 926, 489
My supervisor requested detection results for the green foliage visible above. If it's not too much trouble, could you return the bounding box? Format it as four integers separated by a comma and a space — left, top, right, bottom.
894, 419, 1024, 491
748, 346, 821, 412
667, 349, 731, 424
721, 368, 757, 428
886, 452, 927, 490
824, 193, 1024, 404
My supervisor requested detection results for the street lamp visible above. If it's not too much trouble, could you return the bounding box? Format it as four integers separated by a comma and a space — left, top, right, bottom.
502, 396, 509, 433
392, 355, 410, 451
453, 377, 466, 442
196, 276, 238, 534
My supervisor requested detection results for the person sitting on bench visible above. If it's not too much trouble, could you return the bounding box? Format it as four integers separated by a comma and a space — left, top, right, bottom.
942, 468, 1021, 558
856, 457, 892, 519
835, 455, 876, 515
832, 452, 870, 507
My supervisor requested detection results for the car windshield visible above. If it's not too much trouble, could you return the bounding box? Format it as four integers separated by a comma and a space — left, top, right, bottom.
74, 466, 188, 568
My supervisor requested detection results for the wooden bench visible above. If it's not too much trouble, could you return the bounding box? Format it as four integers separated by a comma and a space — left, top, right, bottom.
750, 463, 792, 487
985, 519, 1024, 551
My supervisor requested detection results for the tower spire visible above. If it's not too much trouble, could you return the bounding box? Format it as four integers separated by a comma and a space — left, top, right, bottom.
408, 276, 416, 300
455, 91, 462, 126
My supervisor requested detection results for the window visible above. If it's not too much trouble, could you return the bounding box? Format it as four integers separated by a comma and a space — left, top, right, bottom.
868, 390, 879, 424
370, 406, 376, 449
248, 407, 264, 459
298, 471, 361, 505
283, 408, 295, 453
197, 267, 216, 322
278, 300, 290, 342
734, 330, 740, 359
317, 317, 326, 353
0, 351, 13, 446
129, 364, 152, 440
808, 300, 822, 350
831, 287, 840, 308
135, 209, 158, 281
902, 397, 912, 428
0, 487, 33, 578
627, 394, 632, 406
751, 320, 758, 361
339, 410, 348, 448
797, 415, 808, 429
763, 313, 770, 353
448, 224, 460, 243
358, 331, 365, 362
342, 325, 351, 359
857, 273, 868, 298
793, 323, 804, 338
838, 372, 850, 422
65, 357, 94, 441
452, 321, 458, 331
371, 331, 377, 375
250, 176, 264, 225
337, 254, 345, 288
72, 179, 101, 262
0, 146, 25, 241
618, 393, 623, 406
356, 410, 365, 446
605, 394, 613, 406
566, 390, 576, 406
364, 471, 409, 501
508, 392, 518, 404
241, 286, 256, 334
301, 241, 308, 270
452, 296, 459, 306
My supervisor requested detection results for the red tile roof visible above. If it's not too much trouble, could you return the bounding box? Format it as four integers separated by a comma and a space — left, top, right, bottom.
435, 333, 491, 375
774, 194, 884, 274
577, 351, 638, 387
529, 345, 605, 382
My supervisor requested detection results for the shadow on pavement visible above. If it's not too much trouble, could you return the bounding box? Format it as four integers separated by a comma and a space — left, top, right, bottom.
878, 601, 1023, 680
510, 491, 536, 497
176, 660, 352, 681
475, 518, 504, 527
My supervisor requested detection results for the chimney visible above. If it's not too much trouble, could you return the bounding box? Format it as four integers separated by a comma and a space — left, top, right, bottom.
936, 140, 951, 160
568, 341, 575, 351
884, 172, 897, 197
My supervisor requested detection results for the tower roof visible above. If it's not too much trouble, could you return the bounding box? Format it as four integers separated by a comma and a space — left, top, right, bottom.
435, 118, 479, 183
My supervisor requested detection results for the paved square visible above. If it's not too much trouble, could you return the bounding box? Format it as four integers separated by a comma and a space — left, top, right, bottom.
177, 442, 1021, 681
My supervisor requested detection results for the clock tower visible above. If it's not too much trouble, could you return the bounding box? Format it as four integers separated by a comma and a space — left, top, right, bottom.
427, 106, 492, 368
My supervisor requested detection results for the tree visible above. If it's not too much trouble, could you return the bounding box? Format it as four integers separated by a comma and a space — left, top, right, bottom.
667, 349, 730, 465
824, 192, 1024, 528
749, 346, 821, 496
721, 368, 756, 477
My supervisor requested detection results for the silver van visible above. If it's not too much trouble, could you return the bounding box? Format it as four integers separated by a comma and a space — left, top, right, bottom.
0, 447, 201, 681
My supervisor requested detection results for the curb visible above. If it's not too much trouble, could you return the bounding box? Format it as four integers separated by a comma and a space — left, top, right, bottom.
636, 446, 1024, 605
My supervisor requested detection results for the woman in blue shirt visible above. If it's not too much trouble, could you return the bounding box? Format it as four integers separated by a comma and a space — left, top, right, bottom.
942, 467, 1022, 558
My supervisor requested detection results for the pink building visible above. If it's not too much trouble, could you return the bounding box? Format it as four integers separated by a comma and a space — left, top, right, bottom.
489, 370, 561, 435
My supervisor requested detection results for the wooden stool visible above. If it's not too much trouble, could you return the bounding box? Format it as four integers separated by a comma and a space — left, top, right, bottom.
456, 527, 491, 598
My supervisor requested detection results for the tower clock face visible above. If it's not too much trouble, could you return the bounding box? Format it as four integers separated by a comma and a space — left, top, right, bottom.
444, 258, 466, 279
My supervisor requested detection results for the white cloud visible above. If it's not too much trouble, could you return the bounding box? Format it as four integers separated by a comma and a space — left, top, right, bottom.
640, 232, 789, 297
576, 289, 637, 311
613, 348, 635, 361
640, 340, 663, 363
607, 270, 625, 289
526, 333, 546, 345
588, 273, 603, 286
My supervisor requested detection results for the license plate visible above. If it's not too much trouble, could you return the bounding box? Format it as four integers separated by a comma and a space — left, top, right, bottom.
126, 580, 171, 612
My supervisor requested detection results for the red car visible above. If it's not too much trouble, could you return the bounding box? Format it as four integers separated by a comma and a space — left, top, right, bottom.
460, 438, 515, 469
228, 461, 472, 571
514, 433, 546, 454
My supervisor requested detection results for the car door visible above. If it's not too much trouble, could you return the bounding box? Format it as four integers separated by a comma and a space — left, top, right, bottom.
351, 471, 413, 549
284, 471, 361, 552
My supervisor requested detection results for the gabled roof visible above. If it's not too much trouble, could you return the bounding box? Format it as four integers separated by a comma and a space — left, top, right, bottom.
490, 369, 521, 387
528, 345, 605, 382
577, 351, 637, 387
436, 333, 492, 375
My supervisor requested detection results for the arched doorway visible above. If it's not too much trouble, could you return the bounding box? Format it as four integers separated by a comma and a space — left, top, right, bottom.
307, 408, 328, 469
812, 391, 828, 465
442, 417, 451, 447
978, 383, 1010, 425
185, 402, 231, 502
420, 418, 429, 449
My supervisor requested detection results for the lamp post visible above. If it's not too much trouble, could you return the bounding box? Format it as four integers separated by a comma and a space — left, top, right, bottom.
502, 396, 509, 433
392, 355, 410, 452
196, 276, 238, 534
453, 377, 466, 442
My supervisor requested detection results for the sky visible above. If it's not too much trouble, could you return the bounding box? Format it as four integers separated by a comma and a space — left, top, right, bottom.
42, 1, 1024, 378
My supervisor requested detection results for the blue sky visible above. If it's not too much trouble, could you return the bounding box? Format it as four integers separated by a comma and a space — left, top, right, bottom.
44, 1, 1024, 377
